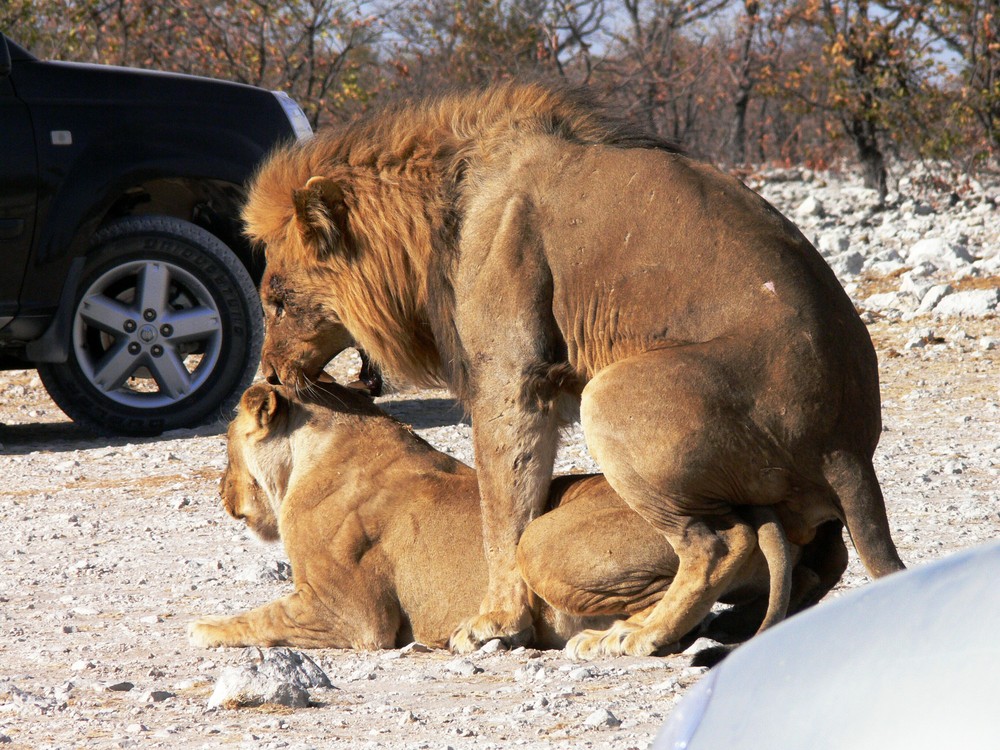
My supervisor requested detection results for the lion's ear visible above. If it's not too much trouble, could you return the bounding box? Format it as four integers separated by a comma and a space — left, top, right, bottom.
292, 176, 348, 261
245, 387, 286, 430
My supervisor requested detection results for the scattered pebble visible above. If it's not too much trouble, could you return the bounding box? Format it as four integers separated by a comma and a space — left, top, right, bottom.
584, 707, 622, 729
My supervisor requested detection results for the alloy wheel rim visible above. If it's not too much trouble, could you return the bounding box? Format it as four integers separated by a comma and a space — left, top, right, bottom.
71, 259, 223, 409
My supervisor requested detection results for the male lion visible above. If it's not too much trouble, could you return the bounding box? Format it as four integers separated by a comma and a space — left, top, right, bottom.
243, 82, 904, 657
189, 382, 839, 653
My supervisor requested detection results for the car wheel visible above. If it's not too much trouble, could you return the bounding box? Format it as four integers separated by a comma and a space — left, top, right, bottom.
37, 215, 262, 436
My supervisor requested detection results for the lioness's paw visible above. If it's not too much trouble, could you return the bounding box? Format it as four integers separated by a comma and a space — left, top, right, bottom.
188, 616, 236, 648
449, 612, 534, 654
565, 621, 657, 659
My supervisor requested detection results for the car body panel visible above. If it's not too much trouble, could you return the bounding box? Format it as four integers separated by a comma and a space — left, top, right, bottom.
0, 58, 38, 322
0, 32, 296, 344
655, 541, 1000, 749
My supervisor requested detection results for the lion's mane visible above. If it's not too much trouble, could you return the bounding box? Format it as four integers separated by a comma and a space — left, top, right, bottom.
244, 82, 678, 392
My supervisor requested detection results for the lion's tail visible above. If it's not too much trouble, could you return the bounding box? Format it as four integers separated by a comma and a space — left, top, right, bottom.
749, 506, 794, 636
689, 506, 792, 669
823, 450, 906, 579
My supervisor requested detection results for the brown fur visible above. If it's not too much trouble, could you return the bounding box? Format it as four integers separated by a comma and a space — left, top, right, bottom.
188, 382, 833, 653
243, 82, 903, 657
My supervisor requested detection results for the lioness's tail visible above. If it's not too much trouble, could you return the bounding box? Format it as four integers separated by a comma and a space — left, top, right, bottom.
823, 451, 905, 578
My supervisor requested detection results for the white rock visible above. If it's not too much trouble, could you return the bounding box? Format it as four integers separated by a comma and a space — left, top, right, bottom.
828, 250, 865, 279
399, 641, 432, 655
477, 638, 505, 654
584, 707, 622, 729
817, 231, 850, 255
444, 658, 482, 677
796, 196, 825, 218
916, 284, 953, 314
980, 337, 998, 351
206, 648, 331, 710
908, 238, 974, 269
899, 274, 933, 303
864, 292, 904, 311
681, 637, 725, 656
933, 289, 1000, 317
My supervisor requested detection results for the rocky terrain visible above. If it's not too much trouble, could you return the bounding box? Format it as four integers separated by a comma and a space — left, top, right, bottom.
1, 164, 998, 750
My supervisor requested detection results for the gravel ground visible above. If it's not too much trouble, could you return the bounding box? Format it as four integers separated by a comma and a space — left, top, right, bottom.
1, 168, 998, 750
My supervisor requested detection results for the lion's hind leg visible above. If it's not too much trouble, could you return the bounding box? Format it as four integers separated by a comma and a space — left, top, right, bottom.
517, 477, 678, 629
567, 347, 775, 658
565, 516, 757, 658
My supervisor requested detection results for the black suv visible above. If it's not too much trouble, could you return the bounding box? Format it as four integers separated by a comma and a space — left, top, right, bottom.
0, 32, 311, 436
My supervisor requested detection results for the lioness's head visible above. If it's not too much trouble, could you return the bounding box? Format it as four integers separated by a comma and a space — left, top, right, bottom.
222, 380, 388, 541
221, 383, 296, 542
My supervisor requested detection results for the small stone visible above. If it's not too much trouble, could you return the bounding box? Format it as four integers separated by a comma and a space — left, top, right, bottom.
828, 250, 865, 279
584, 708, 621, 729
444, 658, 482, 677
206, 648, 330, 709
980, 338, 998, 351
477, 638, 505, 654
399, 642, 432, 655
139, 615, 163, 625
796, 196, 825, 218
104, 681, 135, 692
863, 291, 902, 311
682, 637, 725, 656
817, 231, 849, 255
933, 289, 1000, 317
908, 237, 973, 269
138, 690, 175, 703
567, 666, 593, 681
916, 284, 953, 314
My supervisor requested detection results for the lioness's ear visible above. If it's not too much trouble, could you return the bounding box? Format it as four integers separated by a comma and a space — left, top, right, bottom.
292, 176, 348, 261
244, 387, 286, 430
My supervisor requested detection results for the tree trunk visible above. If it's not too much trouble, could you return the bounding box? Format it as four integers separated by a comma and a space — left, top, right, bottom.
728, 0, 759, 166
849, 114, 887, 202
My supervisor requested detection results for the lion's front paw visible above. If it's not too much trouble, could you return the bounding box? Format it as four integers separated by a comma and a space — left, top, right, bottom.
565, 621, 659, 659
188, 616, 240, 649
449, 611, 534, 654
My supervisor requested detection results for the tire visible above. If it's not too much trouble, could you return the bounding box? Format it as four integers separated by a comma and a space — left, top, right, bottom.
38, 215, 263, 436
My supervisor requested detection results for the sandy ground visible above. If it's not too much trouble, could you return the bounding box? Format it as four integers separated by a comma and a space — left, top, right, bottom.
2, 308, 998, 749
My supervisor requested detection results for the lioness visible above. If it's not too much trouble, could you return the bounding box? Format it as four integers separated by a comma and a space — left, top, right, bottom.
188, 382, 835, 653
243, 82, 903, 657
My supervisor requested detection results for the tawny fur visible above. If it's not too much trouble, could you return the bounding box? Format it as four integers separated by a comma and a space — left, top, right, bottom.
243, 81, 903, 657
188, 382, 838, 653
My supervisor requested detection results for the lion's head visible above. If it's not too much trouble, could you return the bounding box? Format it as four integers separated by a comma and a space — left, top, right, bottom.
258, 265, 356, 388
244, 83, 674, 394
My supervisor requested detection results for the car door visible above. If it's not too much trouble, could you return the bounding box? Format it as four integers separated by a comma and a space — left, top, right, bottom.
0, 34, 39, 323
